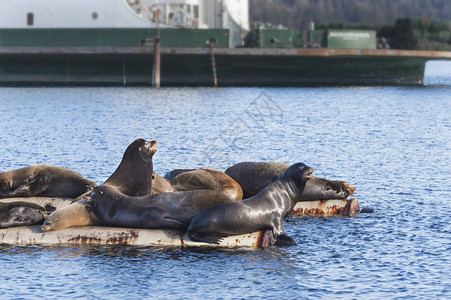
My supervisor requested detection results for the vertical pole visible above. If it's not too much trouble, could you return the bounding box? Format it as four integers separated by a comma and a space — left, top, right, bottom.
152, 10, 161, 88
210, 39, 218, 88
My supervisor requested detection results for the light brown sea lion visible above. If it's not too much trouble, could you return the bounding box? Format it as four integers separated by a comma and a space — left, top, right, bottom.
40, 199, 98, 232
151, 173, 175, 194
170, 169, 243, 201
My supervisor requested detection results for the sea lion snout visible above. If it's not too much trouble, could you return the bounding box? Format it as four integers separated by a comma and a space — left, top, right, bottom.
305, 167, 314, 179
147, 140, 157, 149
140, 140, 157, 155
345, 183, 356, 195
40, 221, 54, 232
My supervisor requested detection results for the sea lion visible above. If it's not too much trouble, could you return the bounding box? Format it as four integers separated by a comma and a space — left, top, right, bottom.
170, 169, 243, 201
163, 169, 195, 181
151, 173, 175, 194
39, 169, 239, 232
103, 138, 157, 196
187, 163, 314, 246
225, 162, 355, 199
0, 201, 48, 228
0, 165, 97, 199
40, 199, 97, 232
39, 138, 157, 232
84, 185, 235, 231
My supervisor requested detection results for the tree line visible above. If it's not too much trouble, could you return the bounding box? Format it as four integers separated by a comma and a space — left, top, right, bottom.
249, 0, 451, 29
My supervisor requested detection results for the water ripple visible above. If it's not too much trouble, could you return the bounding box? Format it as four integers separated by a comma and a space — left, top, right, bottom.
1, 63, 451, 299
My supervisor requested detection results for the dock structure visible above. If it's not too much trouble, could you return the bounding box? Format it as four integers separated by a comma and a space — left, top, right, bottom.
0, 198, 359, 248
0, 47, 450, 86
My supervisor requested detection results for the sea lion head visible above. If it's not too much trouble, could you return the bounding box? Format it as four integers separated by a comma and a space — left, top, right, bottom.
282, 163, 314, 188
322, 180, 356, 197
83, 187, 103, 210
126, 138, 157, 162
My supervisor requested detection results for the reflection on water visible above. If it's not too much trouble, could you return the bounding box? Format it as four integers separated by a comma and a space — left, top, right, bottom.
0, 62, 450, 299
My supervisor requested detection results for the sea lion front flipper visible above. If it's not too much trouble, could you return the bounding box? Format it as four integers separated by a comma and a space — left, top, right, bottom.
274, 234, 297, 246
9, 183, 46, 197
9, 176, 49, 197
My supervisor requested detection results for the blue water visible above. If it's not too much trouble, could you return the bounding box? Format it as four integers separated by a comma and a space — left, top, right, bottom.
0, 61, 450, 299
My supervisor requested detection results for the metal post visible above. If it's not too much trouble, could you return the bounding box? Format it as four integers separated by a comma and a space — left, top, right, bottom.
209, 38, 218, 87
152, 10, 161, 88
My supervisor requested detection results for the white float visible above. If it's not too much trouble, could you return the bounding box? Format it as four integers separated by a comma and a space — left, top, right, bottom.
0, 198, 359, 248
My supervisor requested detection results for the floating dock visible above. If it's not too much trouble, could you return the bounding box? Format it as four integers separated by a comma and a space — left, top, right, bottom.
0, 225, 273, 248
0, 198, 359, 247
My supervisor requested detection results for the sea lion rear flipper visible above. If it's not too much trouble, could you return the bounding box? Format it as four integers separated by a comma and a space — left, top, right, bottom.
188, 231, 229, 244
274, 234, 297, 246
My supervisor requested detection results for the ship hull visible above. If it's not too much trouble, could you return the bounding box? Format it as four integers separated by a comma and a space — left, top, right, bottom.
1, 47, 449, 86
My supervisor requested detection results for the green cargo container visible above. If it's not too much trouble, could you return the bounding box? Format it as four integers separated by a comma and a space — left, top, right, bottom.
327, 30, 376, 49
0, 28, 229, 48
253, 29, 325, 48
258, 29, 302, 48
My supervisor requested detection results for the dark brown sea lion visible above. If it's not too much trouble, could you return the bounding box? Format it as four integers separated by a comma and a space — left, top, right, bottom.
225, 162, 355, 200
39, 169, 238, 232
103, 138, 157, 196
39, 138, 157, 232
188, 163, 314, 246
0, 165, 97, 199
84, 185, 234, 231
0, 201, 48, 228
170, 169, 243, 201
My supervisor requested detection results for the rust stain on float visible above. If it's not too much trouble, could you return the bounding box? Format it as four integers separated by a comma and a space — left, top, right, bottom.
290, 199, 360, 217
105, 230, 139, 245
44, 202, 57, 213
178, 233, 185, 246
68, 235, 102, 244
257, 230, 275, 248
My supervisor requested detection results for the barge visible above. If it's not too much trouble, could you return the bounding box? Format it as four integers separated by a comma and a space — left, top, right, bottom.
0, 0, 450, 86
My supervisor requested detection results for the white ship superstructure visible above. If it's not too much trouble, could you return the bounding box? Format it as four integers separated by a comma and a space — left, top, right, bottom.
128, 0, 249, 46
0, 0, 249, 46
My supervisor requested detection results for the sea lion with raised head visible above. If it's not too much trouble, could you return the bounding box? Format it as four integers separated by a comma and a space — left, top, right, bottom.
84, 185, 235, 231
188, 163, 314, 246
0, 165, 97, 199
225, 162, 355, 200
103, 138, 157, 196
39, 138, 157, 232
